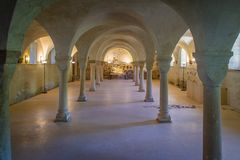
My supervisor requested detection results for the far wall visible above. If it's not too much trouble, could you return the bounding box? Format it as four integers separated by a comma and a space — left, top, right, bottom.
169, 65, 240, 111
9, 64, 73, 105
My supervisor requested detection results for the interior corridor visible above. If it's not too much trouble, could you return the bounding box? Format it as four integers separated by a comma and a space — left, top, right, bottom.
10, 80, 240, 160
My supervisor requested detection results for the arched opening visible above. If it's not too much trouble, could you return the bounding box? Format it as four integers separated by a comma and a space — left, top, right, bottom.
103, 48, 134, 79
169, 29, 197, 92
3, 1, 240, 160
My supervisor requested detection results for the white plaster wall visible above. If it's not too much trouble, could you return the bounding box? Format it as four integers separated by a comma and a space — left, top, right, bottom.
9, 64, 73, 105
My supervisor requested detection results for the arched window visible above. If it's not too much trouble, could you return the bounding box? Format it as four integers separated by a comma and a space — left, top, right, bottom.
47, 48, 56, 64
29, 42, 38, 64
229, 33, 240, 70
170, 55, 175, 66
180, 48, 189, 67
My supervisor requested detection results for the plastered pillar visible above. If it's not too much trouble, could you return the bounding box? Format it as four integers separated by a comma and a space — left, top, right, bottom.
55, 55, 71, 122
145, 64, 154, 102
195, 52, 232, 160
157, 57, 171, 123
78, 59, 87, 102
138, 62, 145, 92
135, 64, 139, 86
89, 62, 96, 91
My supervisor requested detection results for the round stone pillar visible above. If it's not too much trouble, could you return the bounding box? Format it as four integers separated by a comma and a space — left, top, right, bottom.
89, 62, 96, 91
78, 61, 87, 102
145, 65, 154, 102
135, 64, 139, 86
55, 55, 71, 122
157, 57, 171, 123
138, 62, 145, 92
195, 52, 232, 160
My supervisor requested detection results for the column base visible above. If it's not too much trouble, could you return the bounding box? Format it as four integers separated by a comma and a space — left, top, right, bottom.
138, 89, 145, 92
42, 88, 47, 94
78, 95, 87, 102
89, 88, 96, 92
157, 114, 172, 123
54, 112, 71, 122
144, 97, 154, 102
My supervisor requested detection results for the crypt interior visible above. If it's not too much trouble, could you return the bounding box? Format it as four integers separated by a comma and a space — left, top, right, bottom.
1, 0, 240, 160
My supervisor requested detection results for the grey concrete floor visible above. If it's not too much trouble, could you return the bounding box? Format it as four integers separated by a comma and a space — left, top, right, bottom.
11, 80, 240, 160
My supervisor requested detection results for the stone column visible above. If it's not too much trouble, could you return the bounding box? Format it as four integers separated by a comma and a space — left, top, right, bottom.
138, 62, 145, 92
78, 59, 87, 102
96, 61, 101, 85
132, 64, 136, 82
55, 55, 71, 122
135, 64, 139, 86
145, 64, 154, 102
89, 62, 96, 91
195, 52, 232, 160
0, 51, 20, 160
100, 62, 104, 82
157, 57, 171, 123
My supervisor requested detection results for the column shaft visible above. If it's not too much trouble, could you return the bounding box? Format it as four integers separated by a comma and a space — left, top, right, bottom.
138, 65, 145, 92
96, 63, 101, 85
133, 65, 136, 82
100, 64, 104, 82
145, 69, 154, 102
89, 63, 96, 91
203, 85, 221, 160
55, 68, 71, 122
78, 65, 87, 102
157, 71, 171, 122
135, 65, 139, 86
0, 63, 16, 160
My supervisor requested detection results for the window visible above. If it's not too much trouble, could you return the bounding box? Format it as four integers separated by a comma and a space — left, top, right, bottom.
229, 33, 240, 70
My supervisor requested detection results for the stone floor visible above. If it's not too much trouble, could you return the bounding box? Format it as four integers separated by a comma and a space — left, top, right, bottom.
11, 80, 240, 160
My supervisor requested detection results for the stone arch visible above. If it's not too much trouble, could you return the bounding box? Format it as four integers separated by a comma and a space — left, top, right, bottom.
75, 25, 153, 65
98, 43, 139, 62
89, 36, 146, 62
103, 47, 133, 64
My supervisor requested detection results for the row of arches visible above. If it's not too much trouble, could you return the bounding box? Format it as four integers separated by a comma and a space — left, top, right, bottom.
1, 1, 240, 160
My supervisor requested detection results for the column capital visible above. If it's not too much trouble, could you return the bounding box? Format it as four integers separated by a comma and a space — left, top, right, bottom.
195, 51, 233, 87
146, 63, 153, 71
157, 56, 172, 73
138, 61, 145, 68
56, 55, 71, 71
88, 60, 96, 64
131, 61, 137, 66
79, 56, 88, 69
